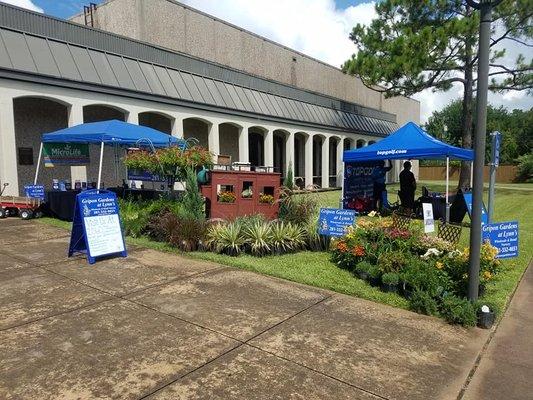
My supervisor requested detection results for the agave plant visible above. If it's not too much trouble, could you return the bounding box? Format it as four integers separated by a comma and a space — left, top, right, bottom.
269, 221, 291, 255
244, 221, 272, 257
285, 222, 306, 251
207, 221, 247, 256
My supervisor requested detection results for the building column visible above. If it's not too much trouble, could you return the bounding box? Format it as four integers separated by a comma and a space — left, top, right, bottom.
304, 133, 313, 189
336, 136, 344, 187
321, 135, 330, 189
208, 122, 220, 160
69, 103, 87, 184
171, 115, 183, 139
285, 131, 295, 180
264, 128, 273, 168
238, 125, 249, 163
127, 110, 139, 124
0, 95, 18, 195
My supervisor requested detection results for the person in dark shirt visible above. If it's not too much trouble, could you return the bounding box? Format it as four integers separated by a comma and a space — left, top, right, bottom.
399, 161, 416, 210
371, 160, 393, 211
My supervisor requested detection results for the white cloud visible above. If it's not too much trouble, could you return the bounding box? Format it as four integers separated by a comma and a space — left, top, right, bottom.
178, 1, 533, 122
181, 0, 376, 68
2, 0, 43, 13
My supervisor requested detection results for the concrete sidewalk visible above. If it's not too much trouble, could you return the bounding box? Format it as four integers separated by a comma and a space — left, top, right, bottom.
0, 219, 491, 399
462, 261, 533, 400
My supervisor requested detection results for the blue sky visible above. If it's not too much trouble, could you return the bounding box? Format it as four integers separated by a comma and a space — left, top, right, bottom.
28, 0, 368, 19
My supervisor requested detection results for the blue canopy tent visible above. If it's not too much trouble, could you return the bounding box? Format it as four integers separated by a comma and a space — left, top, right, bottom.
35, 120, 185, 189
343, 122, 474, 220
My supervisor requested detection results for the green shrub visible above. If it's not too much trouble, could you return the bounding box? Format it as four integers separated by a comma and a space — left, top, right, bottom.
355, 261, 373, 274
283, 161, 295, 190
278, 189, 319, 225
233, 214, 267, 226
244, 221, 272, 257
368, 265, 382, 279
377, 251, 409, 273
304, 216, 330, 251
409, 290, 439, 316
269, 221, 305, 254
439, 296, 477, 327
206, 222, 247, 256
401, 259, 450, 297
381, 272, 399, 285
516, 153, 533, 182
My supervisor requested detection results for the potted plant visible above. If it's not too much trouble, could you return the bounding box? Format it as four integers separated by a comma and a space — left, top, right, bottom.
368, 265, 381, 287
381, 272, 399, 293
355, 261, 372, 281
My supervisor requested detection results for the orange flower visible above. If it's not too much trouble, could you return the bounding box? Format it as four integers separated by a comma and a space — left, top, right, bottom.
352, 245, 365, 257
337, 241, 348, 252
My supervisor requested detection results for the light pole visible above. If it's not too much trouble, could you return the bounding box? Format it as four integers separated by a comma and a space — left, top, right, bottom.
466, 0, 502, 301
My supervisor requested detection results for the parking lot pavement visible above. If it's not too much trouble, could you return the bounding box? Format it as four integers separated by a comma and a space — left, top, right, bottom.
0, 219, 491, 399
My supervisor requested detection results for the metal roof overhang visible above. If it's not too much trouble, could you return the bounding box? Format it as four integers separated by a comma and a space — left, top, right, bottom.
0, 3, 398, 137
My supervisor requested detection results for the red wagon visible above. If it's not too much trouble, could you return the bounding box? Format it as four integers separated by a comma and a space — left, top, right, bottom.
0, 196, 43, 219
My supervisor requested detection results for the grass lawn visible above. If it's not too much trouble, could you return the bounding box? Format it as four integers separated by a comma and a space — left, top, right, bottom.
39, 181, 531, 317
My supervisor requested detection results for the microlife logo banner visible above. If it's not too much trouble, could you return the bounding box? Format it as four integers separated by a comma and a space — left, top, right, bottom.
376, 149, 407, 156
44, 143, 90, 167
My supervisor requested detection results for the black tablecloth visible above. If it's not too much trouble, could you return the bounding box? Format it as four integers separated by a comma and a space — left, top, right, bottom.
44, 190, 80, 221
107, 187, 163, 200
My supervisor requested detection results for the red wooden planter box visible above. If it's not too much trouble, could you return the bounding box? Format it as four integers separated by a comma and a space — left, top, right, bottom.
201, 170, 280, 220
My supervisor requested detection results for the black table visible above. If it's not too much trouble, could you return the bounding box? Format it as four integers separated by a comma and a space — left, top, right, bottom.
44, 190, 80, 221
107, 187, 163, 201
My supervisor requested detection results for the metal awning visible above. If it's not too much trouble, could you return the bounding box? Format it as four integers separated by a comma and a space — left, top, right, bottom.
0, 3, 398, 136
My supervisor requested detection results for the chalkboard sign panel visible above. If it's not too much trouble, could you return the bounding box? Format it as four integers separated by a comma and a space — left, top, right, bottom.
68, 190, 127, 264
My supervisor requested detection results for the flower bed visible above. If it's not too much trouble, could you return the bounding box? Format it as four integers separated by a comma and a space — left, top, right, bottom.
330, 216, 502, 326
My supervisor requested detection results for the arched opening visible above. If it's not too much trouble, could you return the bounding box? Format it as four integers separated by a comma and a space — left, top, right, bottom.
294, 132, 307, 188
183, 118, 210, 148
13, 97, 69, 193
273, 129, 288, 176
248, 126, 265, 168
329, 137, 340, 188
83, 104, 126, 123
219, 122, 241, 165
138, 111, 173, 134
344, 138, 355, 151
83, 104, 127, 188
313, 135, 324, 187
356, 139, 366, 148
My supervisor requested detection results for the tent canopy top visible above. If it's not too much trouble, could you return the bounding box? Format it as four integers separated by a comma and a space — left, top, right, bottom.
42, 119, 184, 148
343, 122, 474, 162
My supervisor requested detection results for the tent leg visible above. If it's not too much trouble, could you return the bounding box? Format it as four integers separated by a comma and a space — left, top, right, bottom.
470, 160, 474, 189
97, 141, 104, 191
33, 143, 43, 185
446, 157, 450, 222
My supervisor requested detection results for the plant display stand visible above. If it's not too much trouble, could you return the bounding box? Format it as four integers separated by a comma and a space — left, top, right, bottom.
200, 169, 280, 220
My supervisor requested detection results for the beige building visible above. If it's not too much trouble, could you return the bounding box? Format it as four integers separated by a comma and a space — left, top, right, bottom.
0, 1, 419, 196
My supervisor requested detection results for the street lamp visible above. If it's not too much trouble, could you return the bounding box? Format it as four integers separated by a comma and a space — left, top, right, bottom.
465, 0, 502, 301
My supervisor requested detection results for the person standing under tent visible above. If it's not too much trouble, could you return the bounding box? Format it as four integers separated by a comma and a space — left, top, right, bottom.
399, 161, 416, 211
371, 160, 392, 211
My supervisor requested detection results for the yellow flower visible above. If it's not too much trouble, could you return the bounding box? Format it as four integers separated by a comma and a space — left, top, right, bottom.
483, 271, 493, 280
462, 273, 468, 280
436, 261, 444, 270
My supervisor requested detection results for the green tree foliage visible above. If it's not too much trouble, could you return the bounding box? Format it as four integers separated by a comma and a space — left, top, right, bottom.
181, 167, 205, 220
426, 100, 532, 165
343, 0, 532, 188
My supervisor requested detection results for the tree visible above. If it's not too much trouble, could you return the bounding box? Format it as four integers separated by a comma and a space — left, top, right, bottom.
342, 0, 532, 188
426, 99, 532, 165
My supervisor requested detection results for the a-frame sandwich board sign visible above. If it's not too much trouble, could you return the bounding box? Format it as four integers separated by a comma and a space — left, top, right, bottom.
68, 189, 127, 264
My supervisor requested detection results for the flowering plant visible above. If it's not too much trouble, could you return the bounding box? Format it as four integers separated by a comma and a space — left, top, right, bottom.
259, 193, 275, 204
218, 191, 237, 203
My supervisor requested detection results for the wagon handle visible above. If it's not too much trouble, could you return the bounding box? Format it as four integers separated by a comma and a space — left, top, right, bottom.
0, 182, 8, 196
